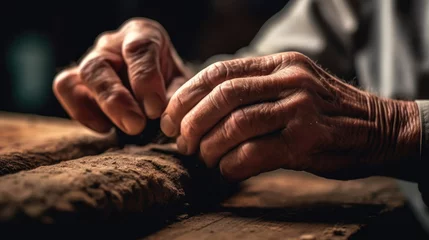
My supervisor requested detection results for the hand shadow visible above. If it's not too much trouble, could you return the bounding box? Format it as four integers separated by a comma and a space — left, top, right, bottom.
202, 169, 401, 224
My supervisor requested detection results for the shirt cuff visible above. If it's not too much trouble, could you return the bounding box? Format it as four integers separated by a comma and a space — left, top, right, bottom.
415, 100, 429, 205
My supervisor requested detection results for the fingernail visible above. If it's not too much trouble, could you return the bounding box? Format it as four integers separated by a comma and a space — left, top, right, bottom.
176, 136, 188, 154
160, 114, 177, 137
144, 94, 165, 119
121, 111, 145, 135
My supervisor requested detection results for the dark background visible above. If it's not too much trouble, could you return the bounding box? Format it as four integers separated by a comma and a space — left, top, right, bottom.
0, 0, 288, 118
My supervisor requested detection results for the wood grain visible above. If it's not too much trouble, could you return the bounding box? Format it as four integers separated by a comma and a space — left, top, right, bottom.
0, 112, 116, 175
147, 170, 404, 240
0, 145, 190, 223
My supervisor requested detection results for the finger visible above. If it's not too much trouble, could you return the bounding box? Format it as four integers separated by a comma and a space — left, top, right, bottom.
161, 55, 283, 137
166, 76, 187, 100
179, 76, 294, 155
219, 133, 290, 182
198, 93, 301, 167
178, 63, 335, 155
94, 30, 123, 55
122, 29, 168, 119
53, 68, 112, 133
79, 51, 146, 135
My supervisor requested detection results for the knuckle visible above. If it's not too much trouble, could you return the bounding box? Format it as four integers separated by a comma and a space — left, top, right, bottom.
53, 69, 75, 93
294, 90, 315, 108
92, 80, 114, 98
79, 54, 126, 102
210, 81, 235, 109
210, 61, 228, 78
123, 36, 159, 59
294, 67, 313, 82
79, 54, 110, 83
278, 51, 310, 70
129, 62, 158, 86
288, 51, 309, 63
99, 85, 129, 104
239, 143, 254, 162
218, 80, 237, 103
189, 61, 229, 93
180, 117, 198, 139
282, 66, 314, 88
228, 109, 250, 137
140, 18, 164, 32
121, 18, 167, 43
95, 31, 116, 48
220, 120, 235, 143
127, 53, 159, 86
167, 92, 186, 118
231, 109, 249, 128
208, 92, 223, 111
203, 61, 228, 85
254, 54, 281, 74
173, 92, 186, 109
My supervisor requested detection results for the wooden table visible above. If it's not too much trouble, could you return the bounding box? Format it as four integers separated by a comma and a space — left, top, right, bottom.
0, 112, 425, 239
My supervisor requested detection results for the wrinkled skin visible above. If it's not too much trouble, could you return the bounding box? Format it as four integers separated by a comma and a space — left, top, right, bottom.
54, 18, 420, 182
53, 18, 191, 135
163, 52, 420, 181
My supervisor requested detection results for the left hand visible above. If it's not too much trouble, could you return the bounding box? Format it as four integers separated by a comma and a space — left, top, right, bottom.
160, 52, 420, 182
53, 18, 191, 135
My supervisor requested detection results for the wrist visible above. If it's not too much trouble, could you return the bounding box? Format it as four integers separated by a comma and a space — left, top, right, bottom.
376, 98, 420, 180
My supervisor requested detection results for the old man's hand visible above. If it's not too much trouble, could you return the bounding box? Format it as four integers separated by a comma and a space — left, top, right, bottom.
53, 18, 191, 135
162, 52, 420, 181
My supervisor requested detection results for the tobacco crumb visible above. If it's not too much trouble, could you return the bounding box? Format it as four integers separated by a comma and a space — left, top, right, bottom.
332, 227, 346, 236
323, 227, 346, 237
300, 234, 316, 240
176, 214, 189, 220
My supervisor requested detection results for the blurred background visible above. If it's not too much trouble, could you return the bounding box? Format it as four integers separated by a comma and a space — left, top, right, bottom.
0, 0, 288, 118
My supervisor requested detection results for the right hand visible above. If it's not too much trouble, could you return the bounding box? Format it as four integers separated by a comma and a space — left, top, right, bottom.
163, 52, 420, 181
53, 18, 192, 135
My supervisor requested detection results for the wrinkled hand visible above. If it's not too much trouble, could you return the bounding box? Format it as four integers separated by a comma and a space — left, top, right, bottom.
53, 18, 191, 135
162, 52, 420, 181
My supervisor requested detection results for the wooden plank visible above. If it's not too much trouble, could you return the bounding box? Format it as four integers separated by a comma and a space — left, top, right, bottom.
148, 212, 356, 240
147, 171, 404, 240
